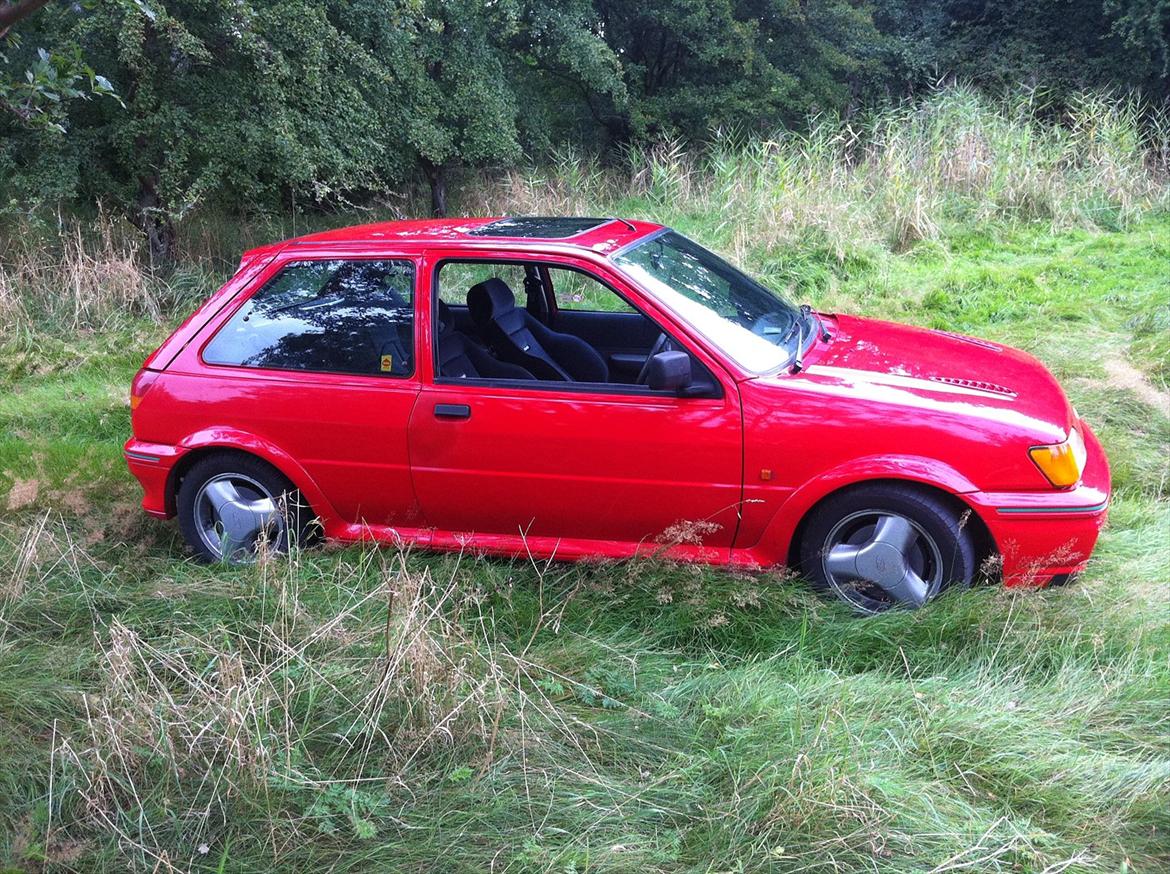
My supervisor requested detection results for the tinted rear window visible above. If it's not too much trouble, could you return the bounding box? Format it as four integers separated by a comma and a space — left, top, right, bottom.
467, 217, 610, 238
203, 259, 414, 376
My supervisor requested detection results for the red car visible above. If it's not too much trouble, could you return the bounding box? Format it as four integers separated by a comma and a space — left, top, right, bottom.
125, 217, 1110, 613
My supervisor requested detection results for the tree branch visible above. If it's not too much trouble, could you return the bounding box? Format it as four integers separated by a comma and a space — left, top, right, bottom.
0, 0, 53, 39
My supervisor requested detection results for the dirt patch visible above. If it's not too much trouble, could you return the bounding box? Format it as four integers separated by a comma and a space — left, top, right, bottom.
1104, 358, 1170, 417
57, 487, 92, 515
7, 814, 93, 870
6, 478, 40, 511
80, 499, 143, 547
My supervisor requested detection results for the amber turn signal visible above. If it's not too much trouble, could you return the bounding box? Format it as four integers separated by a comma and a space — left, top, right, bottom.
130, 368, 160, 412
1029, 429, 1086, 488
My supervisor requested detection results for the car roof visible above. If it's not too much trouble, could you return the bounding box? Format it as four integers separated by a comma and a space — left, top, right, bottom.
247, 216, 665, 260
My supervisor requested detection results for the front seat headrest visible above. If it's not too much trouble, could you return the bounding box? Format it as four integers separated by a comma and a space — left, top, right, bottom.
468, 278, 517, 326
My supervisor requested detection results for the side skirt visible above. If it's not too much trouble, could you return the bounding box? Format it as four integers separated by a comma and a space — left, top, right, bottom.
324, 521, 733, 566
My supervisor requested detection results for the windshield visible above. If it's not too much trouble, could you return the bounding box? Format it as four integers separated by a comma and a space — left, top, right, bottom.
613, 231, 807, 373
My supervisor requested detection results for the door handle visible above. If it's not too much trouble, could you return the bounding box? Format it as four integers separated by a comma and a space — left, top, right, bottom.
434, 403, 471, 420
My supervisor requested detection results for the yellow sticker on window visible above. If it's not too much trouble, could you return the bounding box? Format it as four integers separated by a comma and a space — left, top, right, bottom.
380, 354, 393, 372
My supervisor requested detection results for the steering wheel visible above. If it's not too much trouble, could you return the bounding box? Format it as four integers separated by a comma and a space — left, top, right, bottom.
636, 332, 672, 385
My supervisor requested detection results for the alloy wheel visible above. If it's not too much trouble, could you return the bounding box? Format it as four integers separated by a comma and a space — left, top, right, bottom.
192, 472, 285, 562
821, 509, 944, 613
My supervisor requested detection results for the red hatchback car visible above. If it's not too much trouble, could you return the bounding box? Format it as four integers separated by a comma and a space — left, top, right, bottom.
126, 217, 1110, 613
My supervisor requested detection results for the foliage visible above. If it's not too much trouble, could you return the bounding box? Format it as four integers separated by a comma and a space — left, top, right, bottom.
4, 1, 1168, 257
876, 0, 1170, 101
0, 41, 119, 132
395, 0, 621, 216
11, 0, 439, 263
591, 0, 890, 143
0, 0, 122, 133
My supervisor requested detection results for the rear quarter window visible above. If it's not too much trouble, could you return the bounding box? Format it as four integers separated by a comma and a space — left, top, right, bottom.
203, 259, 415, 376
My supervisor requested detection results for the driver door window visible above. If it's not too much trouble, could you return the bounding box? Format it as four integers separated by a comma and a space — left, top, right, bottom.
433, 259, 698, 389
550, 268, 637, 314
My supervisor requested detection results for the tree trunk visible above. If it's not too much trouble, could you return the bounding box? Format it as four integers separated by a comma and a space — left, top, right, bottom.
422, 159, 447, 218
133, 175, 177, 267
142, 212, 177, 267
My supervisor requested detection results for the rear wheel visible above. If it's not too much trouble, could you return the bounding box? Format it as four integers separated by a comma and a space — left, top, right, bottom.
177, 452, 311, 563
798, 484, 977, 614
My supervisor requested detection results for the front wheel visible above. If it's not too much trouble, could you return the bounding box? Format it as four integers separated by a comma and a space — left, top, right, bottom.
798, 484, 977, 614
177, 452, 311, 564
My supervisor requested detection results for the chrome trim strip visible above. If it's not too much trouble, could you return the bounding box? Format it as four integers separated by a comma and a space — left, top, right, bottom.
125, 450, 160, 463
995, 500, 1108, 516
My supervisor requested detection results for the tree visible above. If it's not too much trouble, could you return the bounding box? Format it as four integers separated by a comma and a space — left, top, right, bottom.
401, 1, 524, 217
589, 0, 890, 145
1, 0, 119, 133
396, 0, 623, 216
16, 0, 420, 263
1105, 0, 1170, 97
0, 0, 51, 36
3, 0, 622, 246
873, 1, 1170, 102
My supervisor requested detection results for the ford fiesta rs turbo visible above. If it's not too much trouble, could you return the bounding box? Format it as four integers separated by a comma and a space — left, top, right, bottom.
125, 217, 1110, 613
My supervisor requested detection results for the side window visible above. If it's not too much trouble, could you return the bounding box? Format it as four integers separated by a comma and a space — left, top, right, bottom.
549, 267, 636, 313
203, 259, 415, 376
438, 262, 526, 306
431, 257, 719, 394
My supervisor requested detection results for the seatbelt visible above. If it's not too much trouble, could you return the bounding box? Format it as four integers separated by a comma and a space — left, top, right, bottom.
540, 264, 558, 327
523, 267, 547, 322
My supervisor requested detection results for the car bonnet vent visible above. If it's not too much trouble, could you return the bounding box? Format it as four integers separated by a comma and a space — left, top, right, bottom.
928, 376, 1017, 397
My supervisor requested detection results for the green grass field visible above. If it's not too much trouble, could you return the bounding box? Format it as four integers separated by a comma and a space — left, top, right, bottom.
1, 205, 1167, 872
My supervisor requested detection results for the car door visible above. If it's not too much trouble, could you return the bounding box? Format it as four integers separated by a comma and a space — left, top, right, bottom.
407, 252, 743, 556
182, 254, 424, 527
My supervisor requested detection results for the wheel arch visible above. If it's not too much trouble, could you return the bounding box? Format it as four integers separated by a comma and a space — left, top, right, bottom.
739, 454, 999, 571
784, 477, 997, 574
165, 430, 332, 523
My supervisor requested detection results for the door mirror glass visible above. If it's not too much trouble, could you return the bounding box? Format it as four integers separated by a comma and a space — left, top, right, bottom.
645, 350, 693, 393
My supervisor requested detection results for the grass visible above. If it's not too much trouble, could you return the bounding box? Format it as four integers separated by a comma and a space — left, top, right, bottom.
1, 88, 1169, 871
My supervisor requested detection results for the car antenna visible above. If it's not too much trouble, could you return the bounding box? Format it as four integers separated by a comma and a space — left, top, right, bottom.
610, 217, 637, 232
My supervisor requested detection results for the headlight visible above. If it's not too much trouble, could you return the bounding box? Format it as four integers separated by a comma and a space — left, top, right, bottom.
1029, 427, 1087, 488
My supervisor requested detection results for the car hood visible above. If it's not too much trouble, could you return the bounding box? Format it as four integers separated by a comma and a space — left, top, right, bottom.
759, 314, 1075, 443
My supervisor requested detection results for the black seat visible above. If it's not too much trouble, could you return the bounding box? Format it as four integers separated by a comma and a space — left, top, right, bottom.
436, 300, 535, 380
467, 278, 608, 382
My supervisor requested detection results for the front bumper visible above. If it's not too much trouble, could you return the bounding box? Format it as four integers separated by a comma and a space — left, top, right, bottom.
966, 422, 1111, 586
124, 438, 184, 518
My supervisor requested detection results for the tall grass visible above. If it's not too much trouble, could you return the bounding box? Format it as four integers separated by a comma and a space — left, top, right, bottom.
1, 88, 1166, 334
481, 88, 1169, 254
1, 499, 1167, 870
47, 547, 517, 869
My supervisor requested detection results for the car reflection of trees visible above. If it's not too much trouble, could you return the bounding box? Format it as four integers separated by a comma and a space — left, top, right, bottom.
244, 263, 414, 376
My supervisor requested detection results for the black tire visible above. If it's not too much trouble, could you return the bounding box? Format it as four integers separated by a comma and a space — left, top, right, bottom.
797, 483, 977, 614
177, 452, 313, 563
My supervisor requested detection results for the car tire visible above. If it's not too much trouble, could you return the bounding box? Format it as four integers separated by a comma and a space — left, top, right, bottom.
177, 452, 313, 564
798, 483, 977, 614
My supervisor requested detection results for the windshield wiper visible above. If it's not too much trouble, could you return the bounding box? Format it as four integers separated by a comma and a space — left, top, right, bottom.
790, 317, 806, 372
790, 304, 814, 373
778, 316, 801, 343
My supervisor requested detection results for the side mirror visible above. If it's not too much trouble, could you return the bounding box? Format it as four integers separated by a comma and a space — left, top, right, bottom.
646, 350, 693, 394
